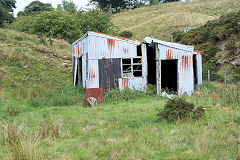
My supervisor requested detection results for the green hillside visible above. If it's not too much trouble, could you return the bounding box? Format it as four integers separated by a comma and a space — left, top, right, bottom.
112, 0, 240, 41
0, 29, 72, 100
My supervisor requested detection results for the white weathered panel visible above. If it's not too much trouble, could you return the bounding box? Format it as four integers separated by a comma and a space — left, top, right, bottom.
88, 34, 138, 60
196, 54, 202, 85
142, 44, 148, 92
177, 52, 194, 95
82, 53, 87, 88
118, 77, 143, 91
157, 43, 194, 95
87, 59, 99, 88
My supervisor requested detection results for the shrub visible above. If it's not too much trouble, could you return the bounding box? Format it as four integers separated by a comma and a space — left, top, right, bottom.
104, 87, 146, 102
119, 30, 133, 38
157, 97, 204, 121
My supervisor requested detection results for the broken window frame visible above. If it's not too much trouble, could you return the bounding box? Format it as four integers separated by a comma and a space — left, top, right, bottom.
121, 56, 143, 78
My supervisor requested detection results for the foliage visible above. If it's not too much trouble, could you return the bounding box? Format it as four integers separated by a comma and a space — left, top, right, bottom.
6, 9, 117, 43
78, 10, 118, 36
104, 87, 146, 102
0, 0, 16, 27
157, 97, 205, 121
173, 10, 240, 50
56, 0, 78, 13
119, 30, 133, 38
17, 1, 53, 17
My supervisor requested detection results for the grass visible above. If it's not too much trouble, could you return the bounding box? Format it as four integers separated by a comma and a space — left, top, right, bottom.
0, 82, 239, 159
0, 29, 72, 100
112, 0, 240, 41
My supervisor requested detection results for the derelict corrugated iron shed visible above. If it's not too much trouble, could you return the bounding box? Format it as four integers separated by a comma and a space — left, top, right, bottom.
72, 31, 147, 92
72, 32, 203, 96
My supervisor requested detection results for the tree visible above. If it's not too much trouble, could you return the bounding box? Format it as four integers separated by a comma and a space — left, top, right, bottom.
19, 1, 53, 16
0, 0, 16, 27
57, 0, 78, 13
90, 0, 131, 13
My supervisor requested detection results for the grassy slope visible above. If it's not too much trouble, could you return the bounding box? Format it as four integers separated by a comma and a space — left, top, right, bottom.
0, 83, 239, 159
0, 29, 72, 100
112, 0, 240, 41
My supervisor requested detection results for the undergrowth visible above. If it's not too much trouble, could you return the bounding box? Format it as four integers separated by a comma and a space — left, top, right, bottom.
29, 86, 85, 107
104, 87, 148, 102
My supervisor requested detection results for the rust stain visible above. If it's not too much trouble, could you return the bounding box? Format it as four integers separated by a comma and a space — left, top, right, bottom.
95, 32, 144, 43
194, 50, 204, 55
122, 78, 129, 88
166, 49, 175, 59
182, 55, 190, 72
107, 38, 115, 57
123, 47, 129, 55
89, 67, 96, 84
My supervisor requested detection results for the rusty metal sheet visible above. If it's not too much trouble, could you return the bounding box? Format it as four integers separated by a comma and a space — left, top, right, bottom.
85, 88, 104, 105
88, 32, 139, 60
141, 44, 148, 92
98, 59, 121, 92
119, 77, 143, 91
151, 38, 195, 95
87, 59, 99, 88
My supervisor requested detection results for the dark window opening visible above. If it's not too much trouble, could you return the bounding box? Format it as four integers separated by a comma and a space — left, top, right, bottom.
137, 45, 142, 56
193, 55, 197, 84
122, 58, 132, 77
147, 44, 156, 85
133, 64, 142, 77
161, 60, 178, 93
122, 58, 143, 77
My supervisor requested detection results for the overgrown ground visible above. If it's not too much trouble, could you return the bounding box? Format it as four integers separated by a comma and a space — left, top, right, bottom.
0, 82, 239, 159
112, 0, 240, 41
0, 28, 72, 101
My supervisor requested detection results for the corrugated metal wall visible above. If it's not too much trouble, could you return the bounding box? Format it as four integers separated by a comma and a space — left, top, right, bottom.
157, 44, 194, 95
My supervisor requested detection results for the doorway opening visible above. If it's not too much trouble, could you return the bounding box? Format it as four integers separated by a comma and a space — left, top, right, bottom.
193, 54, 197, 84
75, 57, 82, 86
147, 44, 156, 85
161, 60, 178, 93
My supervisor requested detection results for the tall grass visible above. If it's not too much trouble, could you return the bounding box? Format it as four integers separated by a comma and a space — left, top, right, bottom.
0, 121, 42, 160
29, 85, 85, 107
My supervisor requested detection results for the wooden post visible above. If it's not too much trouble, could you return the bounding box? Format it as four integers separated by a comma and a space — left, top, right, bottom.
224, 70, 227, 85
208, 70, 210, 82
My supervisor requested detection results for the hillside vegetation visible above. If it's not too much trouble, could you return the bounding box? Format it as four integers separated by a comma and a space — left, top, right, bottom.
0, 29, 72, 100
112, 0, 240, 41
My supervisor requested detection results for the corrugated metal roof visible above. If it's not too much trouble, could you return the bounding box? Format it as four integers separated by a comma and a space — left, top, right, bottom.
144, 37, 194, 52
194, 50, 204, 55
73, 31, 143, 46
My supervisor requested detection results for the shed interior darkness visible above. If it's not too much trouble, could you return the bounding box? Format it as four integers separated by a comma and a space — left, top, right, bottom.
161, 60, 178, 93
146, 44, 156, 85
137, 45, 142, 56
193, 55, 197, 84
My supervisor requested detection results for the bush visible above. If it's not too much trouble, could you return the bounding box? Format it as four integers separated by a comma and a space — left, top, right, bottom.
157, 97, 204, 121
119, 30, 133, 38
104, 87, 146, 102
